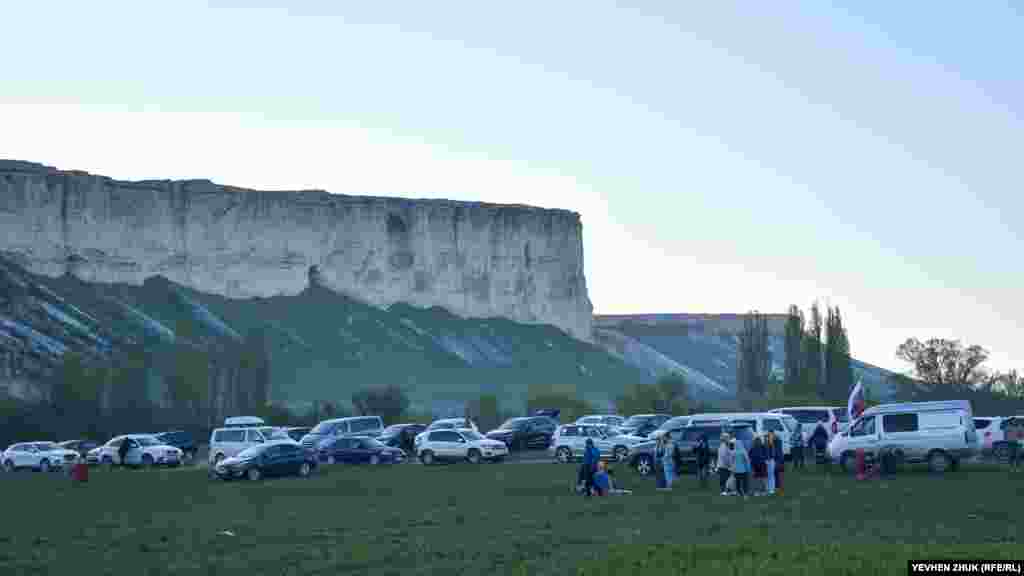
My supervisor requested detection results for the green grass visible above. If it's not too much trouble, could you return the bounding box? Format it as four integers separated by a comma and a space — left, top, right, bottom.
1, 462, 1021, 575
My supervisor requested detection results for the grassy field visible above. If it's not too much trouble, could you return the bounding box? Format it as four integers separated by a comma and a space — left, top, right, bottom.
0, 462, 1020, 575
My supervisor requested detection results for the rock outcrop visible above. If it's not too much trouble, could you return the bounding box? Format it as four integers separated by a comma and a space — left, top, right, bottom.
0, 160, 593, 340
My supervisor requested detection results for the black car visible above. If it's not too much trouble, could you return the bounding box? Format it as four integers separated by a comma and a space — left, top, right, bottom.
378, 423, 426, 451
154, 430, 199, 461
57, 440, 100, 458
318, 436, 406, 465
485, 416, 557, 451
628, 424, 753, 476
617, 414, 673, 438
211, 441, 317, 481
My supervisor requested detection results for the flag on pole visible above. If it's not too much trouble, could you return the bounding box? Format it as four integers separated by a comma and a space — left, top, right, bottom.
847, 379, 865, 422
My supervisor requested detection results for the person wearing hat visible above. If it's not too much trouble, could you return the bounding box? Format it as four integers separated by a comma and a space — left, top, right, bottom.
716, 432, 734, 495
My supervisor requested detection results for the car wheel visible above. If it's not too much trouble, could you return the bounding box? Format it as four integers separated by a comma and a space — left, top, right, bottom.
928, 450, 951, 474
555, 447, 571, 463
614, 446, 629, 462
3, 460, 13, 473
142, 454, 155, 469
213, 453, 225, 467
370, 454, 380, 466
247, 467, 262, 481
993, 443, 1011, 463
39, 459, 51, 473
420, 450, 434, 465
466, 449, 481, 464
299, 462, 311, 477
635, 454, 653, 476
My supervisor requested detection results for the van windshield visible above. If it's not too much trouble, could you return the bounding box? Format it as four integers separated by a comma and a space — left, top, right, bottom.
784, 409, 831, 424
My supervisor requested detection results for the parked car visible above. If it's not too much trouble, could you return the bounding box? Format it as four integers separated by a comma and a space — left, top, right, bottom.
686, 412, 796, 457
57, 440, 100, 459
378, 423, 427, 449
548, 424, 646, 463
266, 427, 311, 442
417, 429, 508, 465
484, 416, 557, 451
973, 416, 1024, 462
208, 425, 280, 466
300, 416, 385, 451
827, 400, 978, 473
627, 423, 754, 476
3, 442, 80, 472
413, 418, 479, 448
211, 440, 317, 481
153, 430, 199, 462
86, 435, 184, 468
769, 406, 849, 445
574, 414, 625, 433
616, 414, 672, 438
318, 436, 406, 465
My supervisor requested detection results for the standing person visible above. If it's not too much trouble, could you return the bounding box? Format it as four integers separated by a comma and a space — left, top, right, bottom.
1006, 417, 1023, 472
811, 421, 829, 467
750, 435, 767, 496
654, 436, 668, 491
732, 436, 751, 499
580, 438, 600, 497
767, 431, 784, 495
764, 432, 777, 495
662, 434, 677, 490
791, 421, 804, 470
695, 434, 711, 488
717, 433, 733, 495
117, 437, 134, 469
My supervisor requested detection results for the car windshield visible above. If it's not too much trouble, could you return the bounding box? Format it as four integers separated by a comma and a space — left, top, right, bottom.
134, 437, 161, 446
461, 431, 484, 441
499, 418, 528, 430
785, 409, 831, 424
34, 442, 58, 451
622, 416, 651, 427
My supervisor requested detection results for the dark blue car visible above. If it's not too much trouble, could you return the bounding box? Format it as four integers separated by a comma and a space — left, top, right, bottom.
212, 440, 317, 481
318, 436, 406, 465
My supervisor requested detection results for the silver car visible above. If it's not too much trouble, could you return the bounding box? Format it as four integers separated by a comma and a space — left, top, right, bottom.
549, 424, 644, 463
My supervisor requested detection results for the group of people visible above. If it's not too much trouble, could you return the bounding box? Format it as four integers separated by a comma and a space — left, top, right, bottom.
577, 438, 632, 496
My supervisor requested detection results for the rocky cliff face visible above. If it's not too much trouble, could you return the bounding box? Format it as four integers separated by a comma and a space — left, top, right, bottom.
0, 160, 593, 340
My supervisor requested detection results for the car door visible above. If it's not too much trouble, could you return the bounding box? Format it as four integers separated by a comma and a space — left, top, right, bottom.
846, 415, 879, 458
561, 426, 581, 457
278, 444, 302, 475
443, 431, 467, 459
11, 445, 28, 468
260, 445, 281, 477
351, 438, 371, 464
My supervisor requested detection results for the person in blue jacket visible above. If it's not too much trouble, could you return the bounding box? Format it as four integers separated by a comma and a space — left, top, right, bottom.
579, 438, 601, 498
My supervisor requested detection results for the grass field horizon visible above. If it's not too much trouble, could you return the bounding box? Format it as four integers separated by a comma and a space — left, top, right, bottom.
1, 461, 1020, 575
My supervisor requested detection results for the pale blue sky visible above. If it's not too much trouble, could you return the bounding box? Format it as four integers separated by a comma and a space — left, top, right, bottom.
2, 1, 1021, 373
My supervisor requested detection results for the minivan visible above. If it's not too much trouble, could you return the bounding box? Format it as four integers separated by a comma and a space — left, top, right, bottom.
299, 416, 385, 450
685, 412, 795, 457
827, 400, 977, 473
769, 406, 849, 445
208, 425, 278, 466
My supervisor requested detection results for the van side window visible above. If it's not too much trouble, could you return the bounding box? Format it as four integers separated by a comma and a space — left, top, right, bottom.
883, 413, 918, 433
246, 429, 264, 443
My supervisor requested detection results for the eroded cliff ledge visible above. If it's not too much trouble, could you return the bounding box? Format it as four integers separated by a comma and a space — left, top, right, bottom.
0, 160, 593, 340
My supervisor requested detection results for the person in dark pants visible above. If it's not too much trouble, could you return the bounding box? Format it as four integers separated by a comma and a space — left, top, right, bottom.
732, 438, 750, 498
579, 438, 601, 497
1006, 418, 1023, 471
695, 434, 711, 488
117, 438, 134, 469
810, 422, 829, 469
791, 421, 805, 470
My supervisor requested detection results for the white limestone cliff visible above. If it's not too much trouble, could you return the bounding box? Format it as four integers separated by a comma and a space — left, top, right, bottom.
0, 160, 593, 341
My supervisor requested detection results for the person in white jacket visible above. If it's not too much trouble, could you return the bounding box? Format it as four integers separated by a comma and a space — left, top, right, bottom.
717, 433, 733, 495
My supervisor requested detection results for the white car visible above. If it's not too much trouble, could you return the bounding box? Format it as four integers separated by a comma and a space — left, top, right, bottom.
414, 418, 480, 449
3, 442, 80, 472
973, 416, 1024, 461
87, 435, 184, 468
416, 428, 508, 465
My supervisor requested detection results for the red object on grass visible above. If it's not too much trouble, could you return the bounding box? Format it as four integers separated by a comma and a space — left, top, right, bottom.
855, 448, 866, 480
71, 462, 88, 482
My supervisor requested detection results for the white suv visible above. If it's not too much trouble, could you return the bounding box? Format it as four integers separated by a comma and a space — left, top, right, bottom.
3, 442, 80, 472
86, 435, 183, 468
549, 424, 644, 463
416, 429, 507, 465
414, 418, 479, 449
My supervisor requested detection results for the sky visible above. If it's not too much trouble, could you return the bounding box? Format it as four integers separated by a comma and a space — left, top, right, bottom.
1, 1, 1021, 374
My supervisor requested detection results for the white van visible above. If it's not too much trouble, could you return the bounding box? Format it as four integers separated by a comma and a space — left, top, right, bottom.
827, 400, 977, 473
208, 425, 279, 466
769, 406, 849, 445
685, 412, 796, 457
224, 416, 266, 428
299, 416, 386, 450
